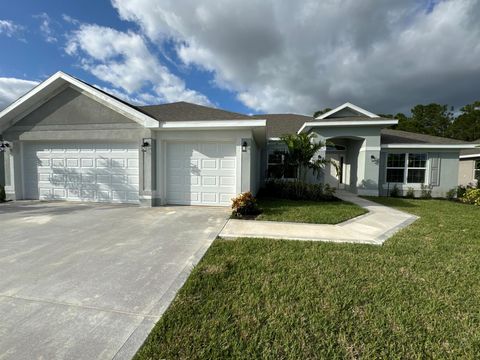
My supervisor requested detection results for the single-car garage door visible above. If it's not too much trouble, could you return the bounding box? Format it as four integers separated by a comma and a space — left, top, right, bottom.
23, 142, 139, 203
166, 142, 237, 206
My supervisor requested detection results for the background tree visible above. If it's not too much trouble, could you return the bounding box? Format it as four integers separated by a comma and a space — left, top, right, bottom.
395, 104, 454, 137
448, 101, 480, 141
313, 108, 332, 118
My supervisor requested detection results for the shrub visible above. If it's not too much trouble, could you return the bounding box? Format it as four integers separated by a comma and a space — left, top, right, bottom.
0, 185, 5, 203
231, 192, 261, 217
461, 188, 480, 206
405, 187, 415, 199
456, 185, 469, 198
261, 179, 336, 201
420, 184, 432, 199
390, 185, 401, 198
446, 188, 457, 200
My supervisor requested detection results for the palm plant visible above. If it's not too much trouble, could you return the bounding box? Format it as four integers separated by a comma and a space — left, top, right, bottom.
280, 133, 333, 182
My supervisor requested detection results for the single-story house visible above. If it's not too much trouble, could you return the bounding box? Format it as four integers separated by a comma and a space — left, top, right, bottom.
458, 141, 480, 186
0, 72, 477, 206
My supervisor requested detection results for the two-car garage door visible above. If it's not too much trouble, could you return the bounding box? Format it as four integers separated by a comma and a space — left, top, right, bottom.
21, 141, 238, 206
23, 143, 139, 204
166, 142, 237, 206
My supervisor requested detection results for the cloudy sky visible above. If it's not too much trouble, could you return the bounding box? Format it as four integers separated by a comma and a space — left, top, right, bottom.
1, 0, 479, 115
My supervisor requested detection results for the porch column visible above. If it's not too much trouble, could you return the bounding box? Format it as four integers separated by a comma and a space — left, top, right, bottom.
357, 146, 381, 196
139, 130, 156, 207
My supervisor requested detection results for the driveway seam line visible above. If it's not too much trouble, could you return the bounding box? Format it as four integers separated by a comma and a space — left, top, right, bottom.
0, 294, 158, 319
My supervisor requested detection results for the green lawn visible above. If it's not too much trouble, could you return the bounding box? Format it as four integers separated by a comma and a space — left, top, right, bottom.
135, 199, 480, 359
254, 197, 367, 224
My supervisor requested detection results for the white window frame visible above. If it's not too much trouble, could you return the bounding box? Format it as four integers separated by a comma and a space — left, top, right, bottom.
266, 141, 297, 180
386, 152, 429, 185
475, 159, 480, 182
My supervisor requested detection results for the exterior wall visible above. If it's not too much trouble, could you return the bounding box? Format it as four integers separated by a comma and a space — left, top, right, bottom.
379, 150, 460, 198
249, 138, 261, 195
9, 86, 137, 129
155, 129, 254, 205
1, 87, 153, 205
0, 149, 4, 188
458, 158, 479, 186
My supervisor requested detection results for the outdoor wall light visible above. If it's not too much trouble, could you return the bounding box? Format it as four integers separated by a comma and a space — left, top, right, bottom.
141, 138, 152, 152
242, 141, 248, 152
0, 141, 11, 152
370, 154, 376, 161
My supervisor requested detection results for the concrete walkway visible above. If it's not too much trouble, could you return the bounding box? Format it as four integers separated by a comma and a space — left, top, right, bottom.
219, 191, 418, 245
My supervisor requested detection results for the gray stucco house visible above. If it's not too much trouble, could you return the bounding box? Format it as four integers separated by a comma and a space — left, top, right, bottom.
458, 142, 480, 186
0, 72, 476, 206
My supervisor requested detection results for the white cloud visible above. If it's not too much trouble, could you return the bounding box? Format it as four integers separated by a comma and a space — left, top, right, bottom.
0, 19, 25, 40
65, 24, 212, 106
62, 14, 80, 26
34, 13, 57, 43
111, 0, 480, 114
0, 77, 39, 110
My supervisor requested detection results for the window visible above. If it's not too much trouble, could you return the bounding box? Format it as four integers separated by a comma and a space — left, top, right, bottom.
386, 153, 427, 184
386, 154, 405, 183
266, 142, 297, 179
475, 160, 480, 182
407, 153, 427, 183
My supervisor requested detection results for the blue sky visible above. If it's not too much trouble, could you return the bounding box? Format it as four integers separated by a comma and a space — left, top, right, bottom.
0, 0, 479, 115
0, 0, 252, 113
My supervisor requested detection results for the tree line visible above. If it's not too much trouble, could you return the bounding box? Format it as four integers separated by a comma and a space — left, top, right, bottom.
314, 101, 480, 142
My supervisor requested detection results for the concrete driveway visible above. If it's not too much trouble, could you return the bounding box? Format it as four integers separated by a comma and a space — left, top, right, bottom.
0, 201, 229, 360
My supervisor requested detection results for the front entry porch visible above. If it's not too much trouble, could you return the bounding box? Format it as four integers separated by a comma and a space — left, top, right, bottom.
320, 136, 381, 196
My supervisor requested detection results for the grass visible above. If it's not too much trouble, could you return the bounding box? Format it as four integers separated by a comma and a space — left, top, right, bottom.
254, 197, 367, 224
135, 198, 480, 359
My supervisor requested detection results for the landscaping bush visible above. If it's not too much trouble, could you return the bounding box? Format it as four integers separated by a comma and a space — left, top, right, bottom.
461, 188, 480, 206
446, 188, 457, 201
405, 187, 415, 199
456, 185, 469, 198
231, 192, 262, 217
0, 185, 5, 203
420, 184, 432, 199
390, 184, 401, 198
261, 179, 336, 201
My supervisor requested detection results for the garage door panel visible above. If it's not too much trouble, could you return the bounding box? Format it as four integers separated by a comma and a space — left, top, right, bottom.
24, 143, 139, 204
219, 193, 235, 203
166, 142, 237, 206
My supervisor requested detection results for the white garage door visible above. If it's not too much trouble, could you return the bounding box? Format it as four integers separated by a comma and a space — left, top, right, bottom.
166, 142, 237, 206
23, 143, 139, 204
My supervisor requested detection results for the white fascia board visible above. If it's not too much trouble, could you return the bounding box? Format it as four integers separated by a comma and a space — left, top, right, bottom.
298, 119, 398, 133
158, 119, 266, 130
459, 154, 480, 159
0, 71, 159, 129
268, 137, 281, 141
381, 144, 477, 149
60, 73, 159, 128
316, 102, 380, 119
0, 73, 57, 120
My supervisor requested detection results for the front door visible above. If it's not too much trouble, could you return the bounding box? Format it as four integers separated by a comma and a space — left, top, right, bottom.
324, 152, 346, 189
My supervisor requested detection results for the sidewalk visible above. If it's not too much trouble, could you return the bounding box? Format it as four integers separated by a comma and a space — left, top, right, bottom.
219, 191, 418, 245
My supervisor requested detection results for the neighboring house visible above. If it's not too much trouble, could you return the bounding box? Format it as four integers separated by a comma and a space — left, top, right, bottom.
0, 72, 476, 206
458, 141, 480, 186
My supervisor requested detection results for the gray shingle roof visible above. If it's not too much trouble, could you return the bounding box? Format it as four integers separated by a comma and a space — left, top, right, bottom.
380, 129, 470, 145
460, 139, 480, 156
318, 116, 393, 122
138, 101, 251, 121
251, 113, 312, 138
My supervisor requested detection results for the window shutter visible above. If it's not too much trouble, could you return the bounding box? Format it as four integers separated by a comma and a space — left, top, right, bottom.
429, 154, 441, 186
